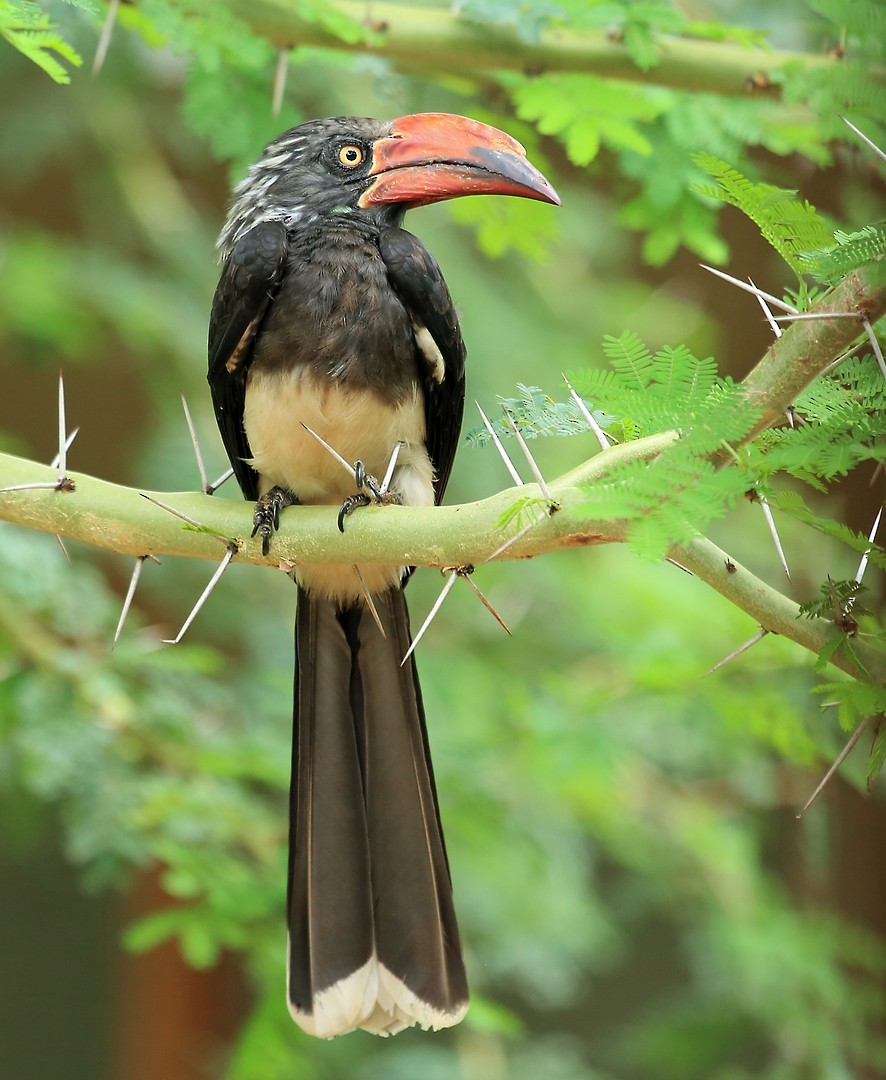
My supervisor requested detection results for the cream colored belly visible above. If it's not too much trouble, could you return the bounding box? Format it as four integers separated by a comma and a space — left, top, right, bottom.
243, 367, 435, 601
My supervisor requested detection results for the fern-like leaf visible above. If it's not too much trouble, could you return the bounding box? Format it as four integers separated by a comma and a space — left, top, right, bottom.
799, 223, 886, 284
1, 0, 83, 83
691, 152, 833, 281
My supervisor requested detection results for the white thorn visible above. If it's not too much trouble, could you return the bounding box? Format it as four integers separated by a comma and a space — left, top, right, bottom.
181, 394, 209, 492
853, 505, 882, 588
272, 48, 288, 117
485, 518, 538, 562
401, 570, 458, 666
461, 572, 511, 634
380, 442, 402, 495
502, 407, 555, 505
757, 494, 791, 580
163, 548, 235, 644
476, 401, 523, 486
353, 566, 386, 637
140, 493, 205, 529
562, 373, 611, 451
207, 466, 235, 494
797, 713, 875, 817
772, 311, 861, 323
57, 371, 68, 484
841, 115, 886, 165
0, 481, 65, 493
50, 428, 79, 470
704, 628, 768, 677
863, 319, 886, 382
55, 534, 71, 565
700, 264, 799, 313
92, 0, 119, 76
749, 278, 782, 338
300, 423, 358, 481
114, 555, 147, 645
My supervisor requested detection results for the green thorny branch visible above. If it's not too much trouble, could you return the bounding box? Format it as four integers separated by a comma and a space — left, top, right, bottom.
1, 260, 885, 685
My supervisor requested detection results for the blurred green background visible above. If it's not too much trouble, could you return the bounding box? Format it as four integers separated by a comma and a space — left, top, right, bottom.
1, 2, 884, 1078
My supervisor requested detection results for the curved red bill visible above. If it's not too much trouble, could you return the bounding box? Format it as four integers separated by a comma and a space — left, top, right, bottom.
359, 112, 560, 209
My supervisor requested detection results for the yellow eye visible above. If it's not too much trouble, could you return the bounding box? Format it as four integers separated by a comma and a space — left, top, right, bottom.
338, 144, 365, 167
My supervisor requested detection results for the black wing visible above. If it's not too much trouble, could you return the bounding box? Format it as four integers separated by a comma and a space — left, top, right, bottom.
208, 220, 288, 502
378, 227, 466, 506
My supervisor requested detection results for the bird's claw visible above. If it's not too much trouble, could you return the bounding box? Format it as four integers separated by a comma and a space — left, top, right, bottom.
252, 486, 298, 555
337, 463, 403, 533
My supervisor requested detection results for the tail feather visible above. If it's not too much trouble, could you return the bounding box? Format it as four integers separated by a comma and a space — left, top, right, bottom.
287, 585, 468, 1038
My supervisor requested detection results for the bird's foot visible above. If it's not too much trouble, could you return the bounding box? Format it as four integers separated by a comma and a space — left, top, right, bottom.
252, 486, 298, 555
337, 460, 402, 532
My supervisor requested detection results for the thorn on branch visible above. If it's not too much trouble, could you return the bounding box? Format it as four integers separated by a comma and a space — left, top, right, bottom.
401, 568, 458, 665
272, 48, 289, 117
562, 373, 611, 451
841, 115, 886, 165
476, 401, 523, 486
796, 712, 876, 817
862, 318, 886, 382
113, 554, 160, 646
501, 406, 559, 513
162, 544, 237, 645
704, 628, 769, 677
92, 0, 120, 76
700, 264, 799, 314
181, 394, 209, 493
206, 466, 235, 495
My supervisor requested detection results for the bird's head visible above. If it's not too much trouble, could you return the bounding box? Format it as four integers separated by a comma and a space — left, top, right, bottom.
219, 113, 559, 253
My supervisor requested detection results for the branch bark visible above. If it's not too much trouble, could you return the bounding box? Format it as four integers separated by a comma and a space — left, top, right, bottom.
217, 0, 873, 99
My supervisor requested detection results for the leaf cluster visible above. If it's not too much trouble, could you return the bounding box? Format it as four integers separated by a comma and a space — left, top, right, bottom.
0, 0, 90, 83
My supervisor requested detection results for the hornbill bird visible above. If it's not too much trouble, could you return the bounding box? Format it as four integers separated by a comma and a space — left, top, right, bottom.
208, 113, 559, 1039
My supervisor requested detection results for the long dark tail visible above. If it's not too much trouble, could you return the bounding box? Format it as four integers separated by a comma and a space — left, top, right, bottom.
286, 585, 468, 1038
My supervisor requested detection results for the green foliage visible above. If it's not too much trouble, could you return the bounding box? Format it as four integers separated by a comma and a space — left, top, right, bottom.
800, 224, 886, 285
3, 1, 886, 1077
692, 152, 834, 283
513, 74, 668, 165
0, 0, 88, 83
